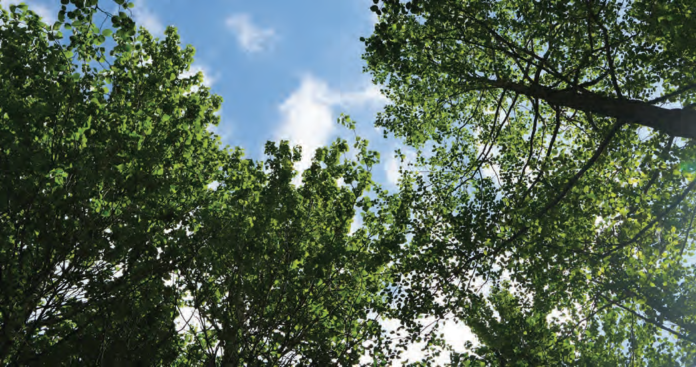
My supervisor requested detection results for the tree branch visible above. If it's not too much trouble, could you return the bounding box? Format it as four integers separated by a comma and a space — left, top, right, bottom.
480, 79, 696, 138
648, 83, 696, 105
602, 177, 696, 257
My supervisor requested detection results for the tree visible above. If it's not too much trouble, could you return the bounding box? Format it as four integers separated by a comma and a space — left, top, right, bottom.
172, 139, 395, 366
0, 3, 224, 364
363, 0, 696, 364
0, 2, 396, 365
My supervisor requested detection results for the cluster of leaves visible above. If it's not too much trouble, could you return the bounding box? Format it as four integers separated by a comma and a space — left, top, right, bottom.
363, 0, 696, 365
0, 2, 399, 365
0, 2, 219, 363
170, 139, 401, 365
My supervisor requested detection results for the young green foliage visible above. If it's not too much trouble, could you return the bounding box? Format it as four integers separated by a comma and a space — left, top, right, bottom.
364, 0, 696, 364
0, 3, 227, 363
172, 139, 396, 365
0, 2, 402, 365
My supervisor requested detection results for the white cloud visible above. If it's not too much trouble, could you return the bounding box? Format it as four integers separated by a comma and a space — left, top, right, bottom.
3, 0, 55, 24
276, 75, 336, 177
441, 319, 477, 353
225, 13, 275, 53
180, 63, 218, 88
477, 145, 501, 182
176, 65, 232, 147
131, 1, 165, 36
178, 64, 228, 143
349, 212, 363, 234
208, 108, 233, 145
339, 83, 388, 108
358, 0, 380, 26
384, 147, 416, 186
275, 75, 388, 183
385, 154, 401, 186
372, 316, 477, 365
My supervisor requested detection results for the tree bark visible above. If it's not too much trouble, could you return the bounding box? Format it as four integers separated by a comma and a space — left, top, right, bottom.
485, 79, 696, 139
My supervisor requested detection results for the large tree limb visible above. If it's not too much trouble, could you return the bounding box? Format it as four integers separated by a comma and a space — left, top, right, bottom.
482, 79, 696, 139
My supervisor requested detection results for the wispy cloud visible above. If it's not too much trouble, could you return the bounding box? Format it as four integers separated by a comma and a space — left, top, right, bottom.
338, 83, 388, 108
3, 0, 55, 24
275, 75, 388, 182
225, 13, 275, 53
384, 146, 416, 187
385, 153, 402, 186
131, 0, 165, 36
178, 65, 229, 145
276, 75, 336, 176
180, 63, 218, 88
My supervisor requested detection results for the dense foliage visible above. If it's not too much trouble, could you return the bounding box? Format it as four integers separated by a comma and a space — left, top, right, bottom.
364, 0, 696, 365
0, 2, 395, 365
0, 4, 219, 363
172, 140, 397, 365
3, 0, 696, 365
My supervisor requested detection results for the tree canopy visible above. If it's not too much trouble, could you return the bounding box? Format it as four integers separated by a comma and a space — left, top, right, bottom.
0, 2, 396, 365
364, 0, 696, 365
2, 0, 696, 365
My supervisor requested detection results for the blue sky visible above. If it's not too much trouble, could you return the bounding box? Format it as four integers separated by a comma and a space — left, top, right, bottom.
125, 0, 399, 183
7, 0, 404, 185
127, 0, 395, 176
141, 1, 380, 148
